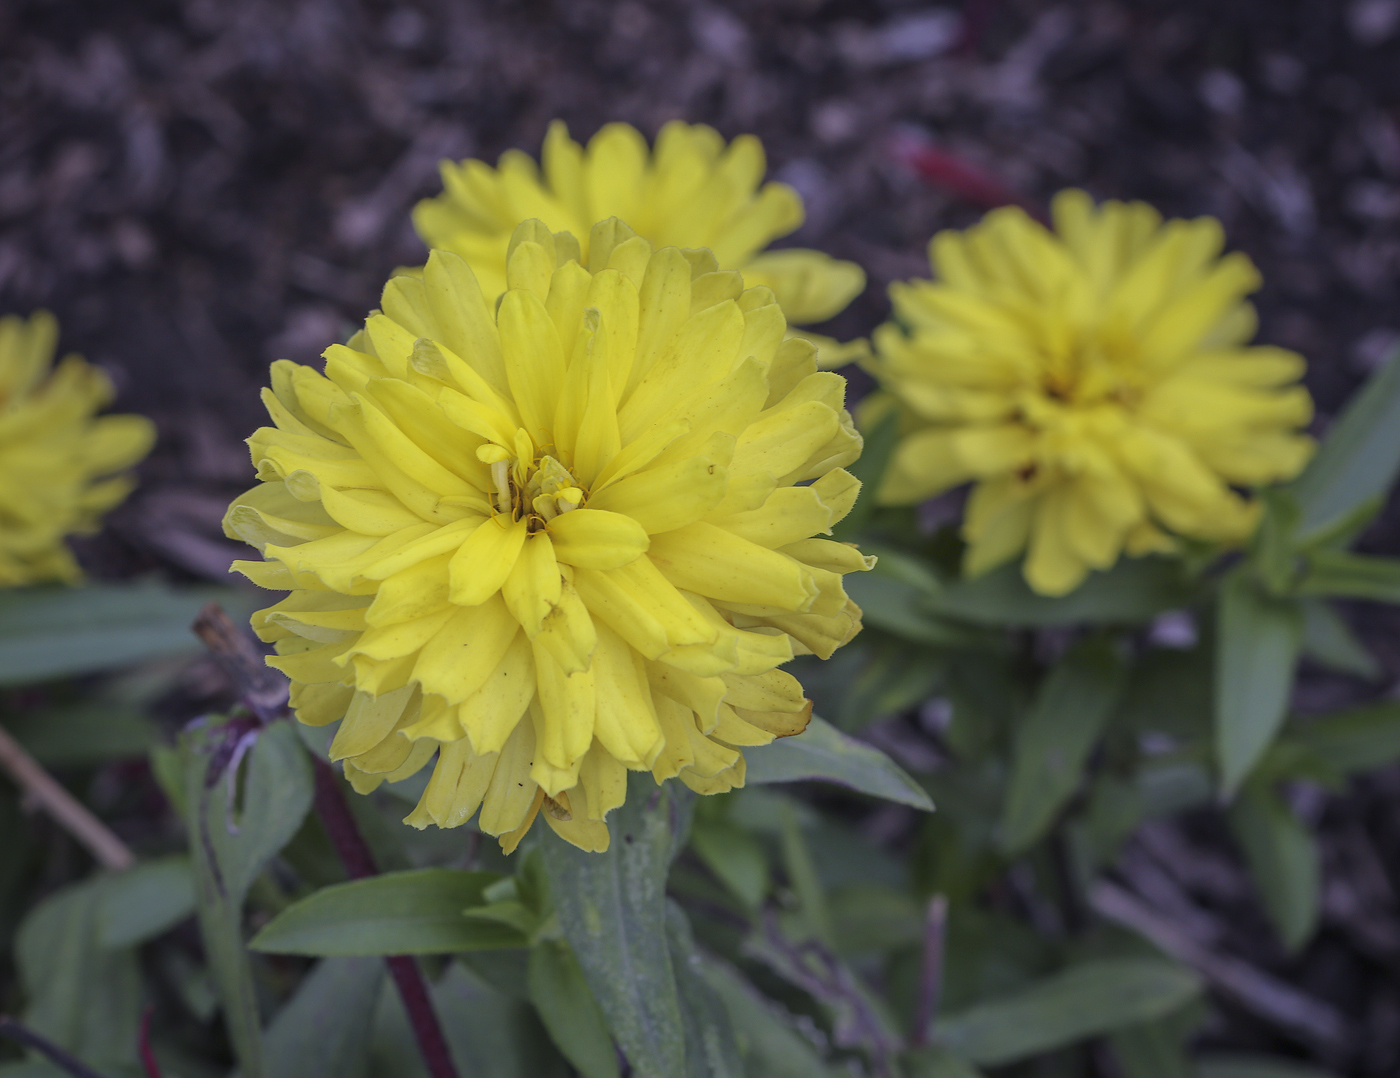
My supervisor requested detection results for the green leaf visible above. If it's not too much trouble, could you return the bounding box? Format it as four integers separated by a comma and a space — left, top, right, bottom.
1297, 549, 1400, 603
369, 962, 570, 1078
1283, 702, 1400, 775
1109, 1018, 1193, 1078
1196, 1054, 1338, 1078
698, 954, 836, 1078
779, 800, 834, 946
1000, 638, 1125, 855
0, 582, 246, 685
1250, 490, 1303, 596
1300, 600, 1379, 679
843, 566, 976, 647
1289, 348, 1400, 543
264, 957, 383, 1078
15, 878, 142, 1068
1117, 645, 1213, 740
527, 940, 620, 1078
666, 904, 744, 1078
689, 818, 769, 910
252, 869, 515, 956
541, 770, 689, 1078
745, 715, 934, 811
1228, 785, 1320, 952
1216, 572, 1304, 796
6, 700, 157, 766
929, 557, 1200, 627
183, 720, 314, 1078
831, 408, 900, 542
904, 1047, 987, 1078
935, 958, 1202, 1066
95, 855, 196, 948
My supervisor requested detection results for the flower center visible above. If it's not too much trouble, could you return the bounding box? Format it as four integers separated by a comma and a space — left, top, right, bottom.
1036, 321, 1144, 412
478, 436, 586, 533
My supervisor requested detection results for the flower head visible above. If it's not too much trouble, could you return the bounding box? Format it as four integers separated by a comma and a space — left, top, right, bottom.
870, 190, 1314, 596
412, 120, 865, 350
226, 219, 870, 852
0, 311, 154, 585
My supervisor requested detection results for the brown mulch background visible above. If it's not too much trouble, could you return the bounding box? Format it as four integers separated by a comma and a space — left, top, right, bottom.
5, 0, 1400, 1072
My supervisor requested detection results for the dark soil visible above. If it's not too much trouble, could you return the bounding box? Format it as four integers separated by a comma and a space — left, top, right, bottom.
5, 0, 1400, 1073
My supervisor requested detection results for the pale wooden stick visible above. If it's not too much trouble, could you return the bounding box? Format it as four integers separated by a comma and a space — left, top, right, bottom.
0, 721, 134, 871
1090, 881, 1347, 1052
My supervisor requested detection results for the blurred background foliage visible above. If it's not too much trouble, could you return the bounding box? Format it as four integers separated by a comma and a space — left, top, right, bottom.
6, 1, 1400, 1076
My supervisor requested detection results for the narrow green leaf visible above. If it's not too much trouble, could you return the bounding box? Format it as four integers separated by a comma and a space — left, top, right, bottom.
1196, 1054, 1338, 1078
779, 801, 834, 946
1216, 572, 1304, 796
264, 957, 383, 1078
1300, 600, 1379, 679
698, 954, 836, 1078
6, 700, 156, 766
935, 959, 1202, 1066
903, 1047, 987, 1078
95, 855, 195, 948
1109, 1023, 1193, 1078
1108, 1002, 1204, 1078
1289, 348, 1400, 543
844, 571, 971, 646
1297, 549, 1400, 603
15, 878, 141, 1068
528, 940, 620, 1078
745, 715, 934, 811
1250, 490, 1302, 596
183, 720, 314, 1078
1285, 702, 1400, 774
251, 869, 514, 956
831, 408, 900, 542
1228, 785, 1320, 952
198, 720, 315, 907
666, 904, 745, 1078
541, 770, 689, 1078
832, 636, 947, 732
0, 582, 247, 685
1000, 638, 1125, 855
370, 962, 571, 1078
929, 557, 1200, 627
689, 818, 768, 910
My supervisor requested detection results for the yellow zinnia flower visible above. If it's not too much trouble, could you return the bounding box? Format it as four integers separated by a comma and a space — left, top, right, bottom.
225, 219, 870, 853
870, 190, 1314, 596
0, 311, 154, 585
412, 120, 866, 362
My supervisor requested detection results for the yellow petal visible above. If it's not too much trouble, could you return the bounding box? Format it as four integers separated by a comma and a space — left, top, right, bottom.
591, 622, 664, 768
648, 522, 817, 611
502, 533, 562, 636
458, 632, 535, 755
413, 596, 518, 704
448, 516, 528, 605
548, 508, 649, 570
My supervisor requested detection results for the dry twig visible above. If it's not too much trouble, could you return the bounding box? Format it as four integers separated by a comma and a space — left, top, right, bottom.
1090, 881, 1349, 1054
0, 722, 134, 871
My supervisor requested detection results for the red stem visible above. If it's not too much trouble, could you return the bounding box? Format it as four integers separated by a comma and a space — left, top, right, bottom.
138, 1008, 163, 1078
311, 759, 460, 1078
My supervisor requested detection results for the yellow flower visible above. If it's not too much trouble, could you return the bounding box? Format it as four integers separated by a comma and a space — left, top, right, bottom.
0, 311, 154, 585
870, 190, 1314, 596
225, 219, 870, 853
412, 120, 866, 362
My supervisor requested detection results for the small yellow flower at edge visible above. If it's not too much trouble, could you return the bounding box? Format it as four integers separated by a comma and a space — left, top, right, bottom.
0, 311, 154, 586
867, 190, 1314, 597
225, 218, 873, 853
412, 119, 868, 366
